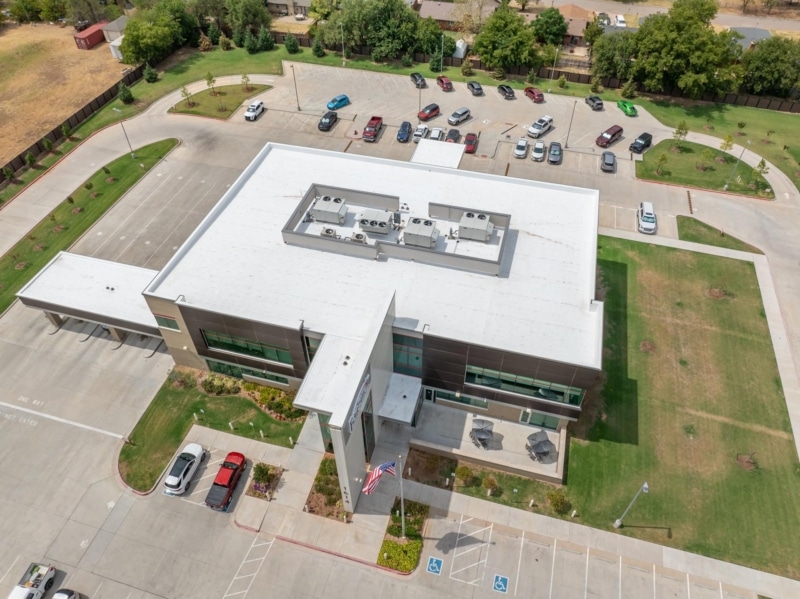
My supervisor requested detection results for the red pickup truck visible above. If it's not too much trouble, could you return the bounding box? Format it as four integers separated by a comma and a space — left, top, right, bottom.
363, 116, 383, 142
204, 451, 246, 511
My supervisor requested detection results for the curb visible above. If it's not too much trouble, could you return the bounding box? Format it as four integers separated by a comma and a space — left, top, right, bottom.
234, 518, 260, 533
633, 174, 776, 201
115, 436, 172, 497
275, 535, 414, 576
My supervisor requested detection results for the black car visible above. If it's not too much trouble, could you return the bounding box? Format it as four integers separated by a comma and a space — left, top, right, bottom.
547, 141, 563, 165
467, 81, 484, 96
629, 132, 653, 153
446, 129, 461, 143
318, 111, 338, 132
586, 95, 604, 111
497, 84, 515, 100
397, 121, 412, 143
410, 73, 426, 88
600, 151, 616, 172
74, 18, 90, 31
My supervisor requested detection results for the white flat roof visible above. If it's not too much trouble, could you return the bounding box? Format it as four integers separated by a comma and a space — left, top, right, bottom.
411, 138, 465, 169
17, 252, 158, 329
146, 144, 603, 369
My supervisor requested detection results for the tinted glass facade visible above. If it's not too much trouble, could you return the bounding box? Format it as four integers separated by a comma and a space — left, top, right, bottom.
207, 358, 290, 385
393, 333, 423, 376
202, 330, 293, 364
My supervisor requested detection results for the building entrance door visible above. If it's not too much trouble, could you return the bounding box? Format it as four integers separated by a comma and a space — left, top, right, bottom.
361, 393, 375, 461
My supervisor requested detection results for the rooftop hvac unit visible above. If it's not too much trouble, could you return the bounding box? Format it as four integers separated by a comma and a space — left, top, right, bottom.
309, 195, 348, 225
358, 208, 394, 235
320, 227, 338, 239
458, 212, 494, 242
350, 233, 368, 244
404, 217, 439, 249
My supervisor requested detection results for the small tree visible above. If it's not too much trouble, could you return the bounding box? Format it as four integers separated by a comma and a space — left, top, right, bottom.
2, 166, 14, 183
205, 72, 217, 95
492, 66, 505, 80
117, 82, 134, 104
590, 76, 602, 93
312, 37, 326, 57
284, 33, 300, 54
755, 158, 770, 178
143, 64, 158, 83
208, 22, 222, 45
655, 153, 668, 176
455, 465, 473, 485
557, 74, 567, 88
620, 79, 637, 99
199, 32, 213, 52
43, 138, 53, 153
257, 26, 274, 51
482, 475, 498, 495
244, 30, 259, 54
241, 74, 251, 91
546, 488, 571, 515
526, 69, 537, 84
737, 121, 747, 131
61, 123, 71, 140
219, 34, 232, 51
462, 61, 474, 77
672, 120, 688, 148
720, 134, 734, 153
25, 151, 36, 168
429, 51, 443, 72
697, 148, 714, 171
232, 28, 245, 47
402, 53, 413, 67
253, 463, 271, 485
180, 86, 194, 107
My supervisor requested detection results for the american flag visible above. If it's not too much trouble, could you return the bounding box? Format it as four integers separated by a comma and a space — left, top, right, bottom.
362, 461, 396, 495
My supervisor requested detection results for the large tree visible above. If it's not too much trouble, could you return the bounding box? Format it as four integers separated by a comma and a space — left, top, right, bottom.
10, 0, 42, 22
320, 0, 417, 59
454, 0, 494, 35
225, 0, 271, 35
590, 30, 636, 79
416, 16, 456, 56
121, 16, 179, 64
473, 3, 540, 70
309, 0, 338, 20
583, 15, 604, 48
531, 7, 567, 46
741, 36, 800, 97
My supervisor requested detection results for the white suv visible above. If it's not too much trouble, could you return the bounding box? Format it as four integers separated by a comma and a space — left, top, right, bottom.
244, 100, 265, 121
637, 202, 657, 234
447, 107, 471, 126
615, 14, 627, 27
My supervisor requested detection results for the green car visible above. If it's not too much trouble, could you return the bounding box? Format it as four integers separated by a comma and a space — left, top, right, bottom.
617, 100, 638, 116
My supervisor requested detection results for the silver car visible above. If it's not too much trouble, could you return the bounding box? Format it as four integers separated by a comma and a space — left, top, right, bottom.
513, 137, 528, 159
531, 141, 546, 162
164, 442, 206, 495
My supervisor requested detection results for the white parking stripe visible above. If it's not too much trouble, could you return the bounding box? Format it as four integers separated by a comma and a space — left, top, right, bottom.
0, 401, 123, 438
549, 539, 557, 599
0, 555, 19, 584
514, 531, 524, 596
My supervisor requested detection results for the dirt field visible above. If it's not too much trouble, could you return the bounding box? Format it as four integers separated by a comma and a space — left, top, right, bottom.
0, 22, 124, 164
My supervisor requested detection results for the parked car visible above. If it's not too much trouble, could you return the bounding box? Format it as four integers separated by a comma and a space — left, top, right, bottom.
430, 127, 445, 141
527, 115, 553, 139
418, 103, 440, 121
244, 100, 265, 121
204, 451, 246, 511
629, 132, 653, 153
596, 125, 623, 147
467, 81, 484, 96
413, 124, 430, 142
53, 591, 83, 599
548, 141, 563, 164
637, 201, 658, 234
597, 12, 610, 26
513, 137, 528, 159
497, 84, 515, 99
615, 14, 627, 27
618, 99, 638, 116
74, 18, 90, 31
397, 121, 413, 143
7, 563, 56, 599
362, 116, 383, 142
448, 107, 471, 126
600, 151, 616, 173
164, 442, 206, 495
524, 87, 544, 103
410, 72, 426, 88
326, 94, 350, 110
318, 111, 338, 132
464, 133, 479, 154
446, 129, 461, 143
436, 75, 453, 91
531, 141, 546, 162
585, 95, 604, 111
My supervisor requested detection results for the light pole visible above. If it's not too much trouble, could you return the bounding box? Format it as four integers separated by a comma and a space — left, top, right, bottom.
290, 65, 300, 111
440, 33, 444, 73
551, 45, 560, 80
565, 100, 577, 148
614, 482, 649, 529
418, 85, 422, 118
340, 22, 346, 67
111, 107, 135, 159
723, 140, 751, 191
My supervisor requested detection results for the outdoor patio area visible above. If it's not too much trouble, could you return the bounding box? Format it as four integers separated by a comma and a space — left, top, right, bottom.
381, 401, 566, 484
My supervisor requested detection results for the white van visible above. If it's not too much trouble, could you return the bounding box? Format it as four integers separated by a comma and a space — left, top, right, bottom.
637, 202, 657, 234
615, 14, 627, 27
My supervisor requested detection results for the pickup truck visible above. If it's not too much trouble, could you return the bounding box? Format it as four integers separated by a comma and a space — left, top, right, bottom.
204, 451, 246, 511
363, 116, 383, 142
7, 563, 55, 599
527, 115, 553, 139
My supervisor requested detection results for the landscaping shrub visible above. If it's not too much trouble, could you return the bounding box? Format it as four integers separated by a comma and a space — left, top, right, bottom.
2, 166, 13, 182
461, 61, 473, 77
590, 76, 602, 93
207, 22, 221, 45
526, 70, 537, 84
25, 152, 36, 168
547, 488, 571, 515
219, 34, 232, 51
377, 539, 423, 572
284, 33, 300, 54
429, 51, 442, 72
483, 475, 498, 494
60, 123, 71, 139
168, 370, 195, 388
401, 53, 413, 67
199, 32, 213, 52
232, 28, 245, 47
621, 79, 637, 99
200, 374, 241, 395
455, 465, 473, 485
144, 64, 159, 83
557, 74, 567, 88
312, 37, 326, 57
492, 66, 505, 80
253, 462, 271, 484
118, 82, 134, 104
258, 27, 274, 51
244, 30, 259, 54
43, 138, 53, 152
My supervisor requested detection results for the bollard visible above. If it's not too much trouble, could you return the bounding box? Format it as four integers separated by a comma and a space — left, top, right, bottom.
571, 510, 577, 518
384, 553, 388, 561
228, 422, 234, 430
396, 510, 400, 518
260, 430, 264, 438
445, 477, 450, 486
303, 504, 308, 512
289, 436, 294, 446
193, 413, 198, 422
408, 468, 411, 477
529, 499, 535, 508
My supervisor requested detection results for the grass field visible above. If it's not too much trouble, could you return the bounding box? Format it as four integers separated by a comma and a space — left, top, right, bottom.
170, 84, 270, 118
636, 140, 773, 198
566, 236, 799, 578
0, 139, 178, 313
677, 216, 763, 254
119, 372, 303, 491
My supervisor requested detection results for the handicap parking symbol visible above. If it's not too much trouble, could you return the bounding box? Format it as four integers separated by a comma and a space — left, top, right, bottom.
493, 574, 509, 594
426, 556, 443, 576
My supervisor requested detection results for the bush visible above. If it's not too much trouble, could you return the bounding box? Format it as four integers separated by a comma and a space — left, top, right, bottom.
232, 28, 245, 47
429, 51, 442, 72
492, 66, 505, 80
200, 374, 241, 395
118, 82, 134, 104
253, 463, 271, 484
258, 26, 274, 51
60, 123, 71, 139
25, 151, 36, 168
312, 37, 326, 57
455, 465, 473, 485
167, 370, 195, 388
620, 79, 637, 99
344, 47, 352, 59
207, 22, 221, 45
43, 138, 53, 152
526, 70, 537, 84
219, 33, 232, 50
461, 61, 474, 77
377, 539, 423, 572
244, 30, 259, 54
401, 53, 413, 68
284, 33, 300, 54
84, 181, 93, 191
590, 75, 602, 93
371, 46, 389, 63
482, 475, 498, 492
2, 166, 13, 182
547, 488, 571, 515
144, 63, 158, 83
199, 32, 213, 52
557, 74, 567, 88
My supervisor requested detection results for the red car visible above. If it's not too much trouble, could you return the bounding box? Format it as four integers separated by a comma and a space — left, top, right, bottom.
464, 133, 478, 154
418, 103, 440, 121
524, 87, 544, 103
204, 452, 246, 511
436, 76, 453, 91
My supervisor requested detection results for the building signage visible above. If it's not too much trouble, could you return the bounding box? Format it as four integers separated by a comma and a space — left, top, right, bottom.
348, 368, 371, 433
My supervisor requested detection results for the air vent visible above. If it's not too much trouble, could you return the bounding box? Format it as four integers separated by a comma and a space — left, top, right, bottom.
351, 233, 367, 244
310, 195, 348, 224
333, 197, 343, 203
404, 217, 439, 249
358, 209, 394, 235
458, 211, 494, 242
321, 227, 338, 239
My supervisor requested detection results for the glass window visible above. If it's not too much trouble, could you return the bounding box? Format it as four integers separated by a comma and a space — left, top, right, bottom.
207, 359, 289, 384
305, 336, 321, 362
465, 364, 584, 407
154, 314, 180, 330
392, 334, 423, 377
202, 329, 292, 365
435, 390, 489, 410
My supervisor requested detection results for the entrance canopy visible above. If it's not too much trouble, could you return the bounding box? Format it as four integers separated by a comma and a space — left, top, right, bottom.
378, 373, 422, 424
17, 252, 160, 336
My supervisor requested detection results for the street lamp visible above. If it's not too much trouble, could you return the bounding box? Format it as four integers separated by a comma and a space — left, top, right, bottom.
551, 45, 560, 80
340, 22, 346, 67
290, 64, 300, 112
111, 107, 135, 159
565, 100, 577, 148
440, 33, 444, 73
614, 481, 649, 529
723, 139, 751, 191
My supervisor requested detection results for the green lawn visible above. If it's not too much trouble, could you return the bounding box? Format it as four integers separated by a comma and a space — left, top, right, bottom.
0, 139, 178, 314
677, 216, 763, 254
119, 372, 304, 492
170, 84, 270, 119
636, 140, 773, 198
566, 236, 799, 577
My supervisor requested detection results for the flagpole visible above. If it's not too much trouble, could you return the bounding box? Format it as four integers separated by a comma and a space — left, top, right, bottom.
398, 454, 406, 539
